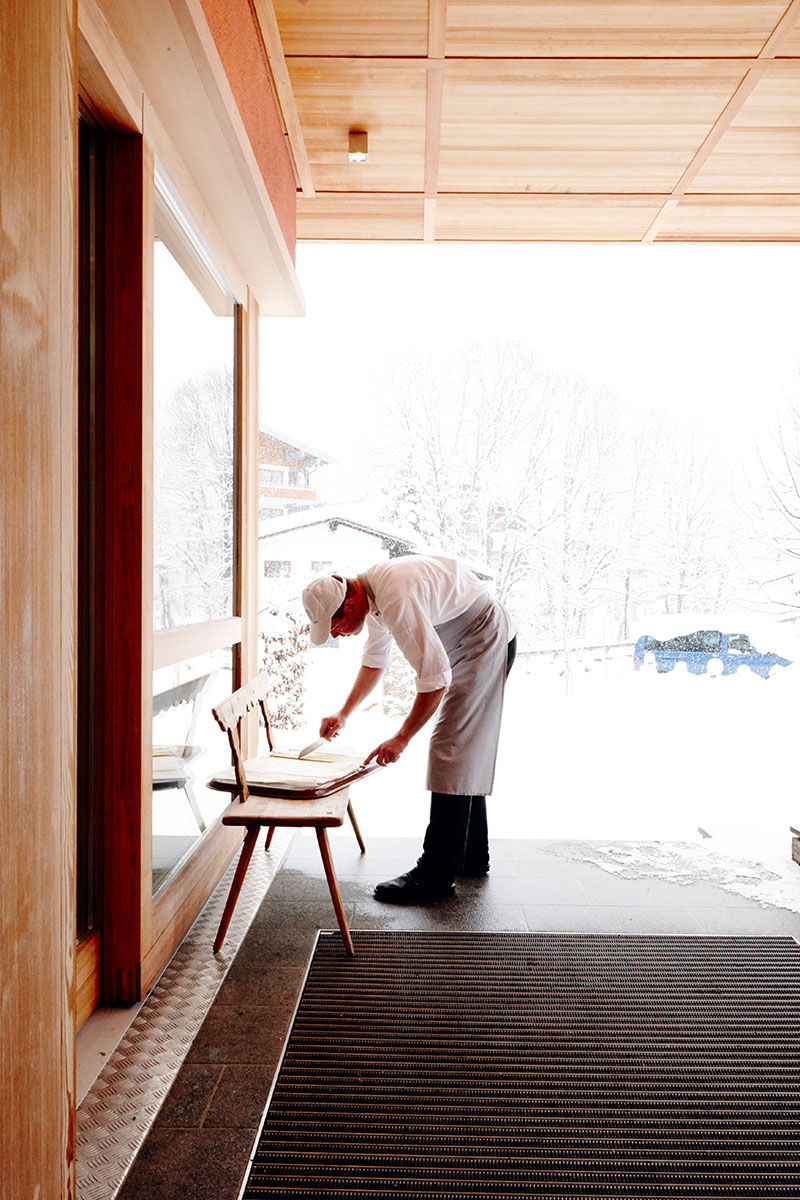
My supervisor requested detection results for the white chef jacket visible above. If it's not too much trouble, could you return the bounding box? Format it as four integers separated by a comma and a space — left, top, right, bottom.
359, 555, 508, 693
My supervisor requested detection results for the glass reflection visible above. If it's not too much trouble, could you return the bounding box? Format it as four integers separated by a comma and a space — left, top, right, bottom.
153, 240, 234, 630
152, 647, 233, 897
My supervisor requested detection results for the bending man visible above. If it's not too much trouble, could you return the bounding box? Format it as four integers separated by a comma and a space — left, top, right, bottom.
301, 554, 516, 905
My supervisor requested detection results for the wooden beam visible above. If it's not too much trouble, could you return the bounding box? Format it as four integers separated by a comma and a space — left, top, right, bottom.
424, 61, 444, 197
78, 0, 144, 131
424, 1, 446, 242
643, 1, 800, 242
250, 0, 315, 196
428, 0, 447, 60
424, 196, 438, 242
153, 616, 244, 670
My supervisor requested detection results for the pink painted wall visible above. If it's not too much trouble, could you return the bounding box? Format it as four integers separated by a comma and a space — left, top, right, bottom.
201, 0, 296, 258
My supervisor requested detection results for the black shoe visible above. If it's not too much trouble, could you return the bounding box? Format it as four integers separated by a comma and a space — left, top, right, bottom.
374, 871, 456, 905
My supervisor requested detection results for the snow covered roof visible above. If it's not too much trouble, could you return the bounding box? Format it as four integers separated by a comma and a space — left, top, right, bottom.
258, 421, 335, 465
258, 503, 417, 550
257, 503, 494, 580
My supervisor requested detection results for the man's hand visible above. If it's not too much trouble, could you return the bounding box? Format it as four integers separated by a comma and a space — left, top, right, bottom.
363, 734, 408, 767
319, 712, 346, 739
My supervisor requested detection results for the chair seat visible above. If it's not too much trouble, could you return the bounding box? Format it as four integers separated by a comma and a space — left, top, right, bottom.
209, 754, 381, 800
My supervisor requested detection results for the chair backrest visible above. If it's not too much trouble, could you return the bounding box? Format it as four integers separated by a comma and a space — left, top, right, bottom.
153, 671, 217, 756
211, 671, 275, 802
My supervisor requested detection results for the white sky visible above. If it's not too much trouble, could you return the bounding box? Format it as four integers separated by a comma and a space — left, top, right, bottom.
259, 242, 800, 471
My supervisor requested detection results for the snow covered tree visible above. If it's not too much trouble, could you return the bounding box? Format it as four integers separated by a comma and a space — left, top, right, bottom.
373, 341, 559, 603
259, 601, 307, 730
153, 366, 234, 629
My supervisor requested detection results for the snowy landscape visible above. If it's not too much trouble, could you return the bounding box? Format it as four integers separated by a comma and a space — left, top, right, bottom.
296, 626, 800, 915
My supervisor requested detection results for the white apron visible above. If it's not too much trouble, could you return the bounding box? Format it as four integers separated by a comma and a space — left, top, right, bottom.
426, 593, 512, 796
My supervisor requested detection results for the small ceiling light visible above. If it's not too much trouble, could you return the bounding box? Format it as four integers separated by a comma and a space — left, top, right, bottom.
348, 130, 369, 163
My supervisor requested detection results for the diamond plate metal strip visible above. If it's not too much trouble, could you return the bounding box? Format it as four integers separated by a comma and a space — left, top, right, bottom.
76, 829, 294, 1200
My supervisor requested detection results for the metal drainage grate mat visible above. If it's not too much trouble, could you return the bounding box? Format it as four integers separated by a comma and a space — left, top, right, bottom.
242, 931, 800, 1198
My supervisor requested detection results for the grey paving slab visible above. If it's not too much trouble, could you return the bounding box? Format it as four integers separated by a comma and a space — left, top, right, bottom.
353, 899, 529, 933
185, 1002, 291, 1067
265, 866, 382, 905
215, 961, 308, 1009
474, 874, 591, 904
690, 905, 800, 936
153, 1064, 223, 1129
203, 1064, 279, 1129
577, 873, 754, 908
116, 1128, 255, 1200
522, 903, 705, 935
230, 900, 355, 968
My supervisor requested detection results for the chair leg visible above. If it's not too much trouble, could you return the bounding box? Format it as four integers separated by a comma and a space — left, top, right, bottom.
264, 825, 276, 851
315, 827, 354, 956
184, 782, 207, 835
347, 800, 366, 854
213, 825, 260, 954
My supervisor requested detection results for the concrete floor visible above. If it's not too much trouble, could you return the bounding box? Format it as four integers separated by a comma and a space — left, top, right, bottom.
116, 832, 800, 1199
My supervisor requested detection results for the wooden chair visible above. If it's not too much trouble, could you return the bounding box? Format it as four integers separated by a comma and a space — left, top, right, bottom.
207, 672, 381, 956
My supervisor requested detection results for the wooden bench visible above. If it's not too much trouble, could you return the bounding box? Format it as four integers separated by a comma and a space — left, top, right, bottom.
207, 672, 381, 956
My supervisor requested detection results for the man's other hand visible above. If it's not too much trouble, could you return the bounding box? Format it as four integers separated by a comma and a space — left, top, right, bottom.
363, 734, 408, 767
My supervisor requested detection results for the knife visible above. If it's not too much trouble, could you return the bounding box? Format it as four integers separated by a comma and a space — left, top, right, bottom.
297, 737, 325, 759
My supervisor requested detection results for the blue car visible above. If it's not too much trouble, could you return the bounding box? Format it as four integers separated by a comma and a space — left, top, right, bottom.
633, 630, 791, 679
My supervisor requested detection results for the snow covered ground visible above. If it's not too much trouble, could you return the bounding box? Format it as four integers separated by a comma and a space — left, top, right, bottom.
300, 639, 800, 914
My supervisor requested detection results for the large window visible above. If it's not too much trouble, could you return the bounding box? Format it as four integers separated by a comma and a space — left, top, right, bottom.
153, 183, 236, 631
151, 172, 241, 896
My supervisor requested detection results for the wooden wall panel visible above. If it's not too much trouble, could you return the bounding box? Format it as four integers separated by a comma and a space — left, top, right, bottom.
274, 0, 428, 57
655, 194, 800, 239
0, 0, 77, 1196
297, 194, 424, 240
436, 193, 664, 241
445, 1, 786, 58
439, 61, 750, 194
287, 59, 428, 192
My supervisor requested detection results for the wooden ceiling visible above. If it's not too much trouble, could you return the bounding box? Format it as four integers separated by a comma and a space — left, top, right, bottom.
255, 0, 800, 242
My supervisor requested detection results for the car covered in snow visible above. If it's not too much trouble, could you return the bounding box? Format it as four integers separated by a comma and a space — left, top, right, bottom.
633, 630, 791, 679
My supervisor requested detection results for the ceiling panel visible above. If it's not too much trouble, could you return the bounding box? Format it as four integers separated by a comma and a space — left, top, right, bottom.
272, 0, 429, 57
436, 194, 663, 240
689, 64, 800, 191
688, 129, 800, 192
265, 0, 800, 242
287, 59, 428, 191
297, 194, 424, 239
778, 23, 800, 55
445, 1, 787, 58
439, 61, 749, 193
656, 194, 800, 238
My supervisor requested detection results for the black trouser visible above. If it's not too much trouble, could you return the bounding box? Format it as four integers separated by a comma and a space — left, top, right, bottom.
415, 636, 517, 883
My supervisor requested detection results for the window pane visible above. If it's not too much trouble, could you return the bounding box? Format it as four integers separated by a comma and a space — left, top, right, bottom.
153, 240, 235, 630
152, 647, 233, 897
